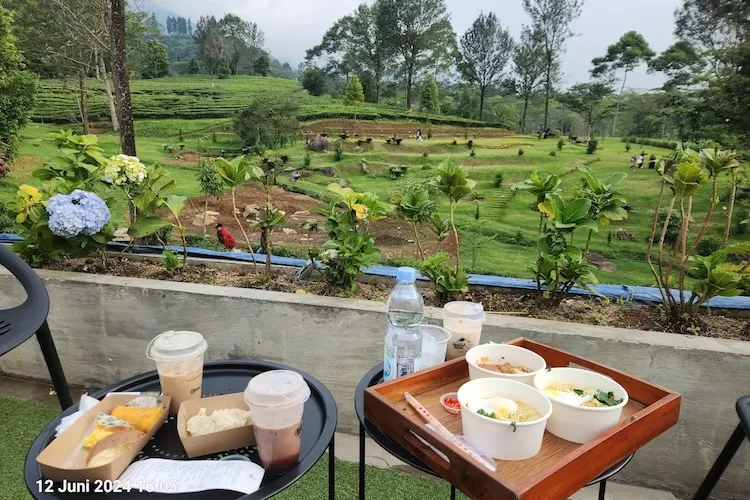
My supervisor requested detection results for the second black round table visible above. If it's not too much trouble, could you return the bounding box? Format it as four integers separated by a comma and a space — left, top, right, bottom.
355, 363, 634, 500
25, 360, 338, 500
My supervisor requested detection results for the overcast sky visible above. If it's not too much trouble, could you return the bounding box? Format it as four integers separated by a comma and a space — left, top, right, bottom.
147, 0, 683, 90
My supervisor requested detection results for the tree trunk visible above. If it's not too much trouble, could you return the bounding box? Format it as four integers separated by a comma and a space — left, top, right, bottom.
110, 0, 136, 155
97, 50, 120, 132
543, 65, 552, 130
521, 96, 530, 133
611, 70, 628, 137
78, 69, 90, 135
406, 63, 414, 109
479, 85, 486, 122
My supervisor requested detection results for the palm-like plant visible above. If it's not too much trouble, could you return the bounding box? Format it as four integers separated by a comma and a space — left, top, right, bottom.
212, 155, 263, 271
578, 166, 629, 255
394, 184, 436, 259
429, 214, 451, 251
512, 172, 562, 234
432, 159, 475, 273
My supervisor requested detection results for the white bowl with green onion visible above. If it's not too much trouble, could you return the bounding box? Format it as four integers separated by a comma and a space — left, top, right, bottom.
533, 367, 628, 443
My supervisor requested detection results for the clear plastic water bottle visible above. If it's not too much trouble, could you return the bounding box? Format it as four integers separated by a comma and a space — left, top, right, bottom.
384, 267, 424, 381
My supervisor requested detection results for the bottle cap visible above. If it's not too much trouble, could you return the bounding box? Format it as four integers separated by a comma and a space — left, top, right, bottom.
396, 267, 417, 283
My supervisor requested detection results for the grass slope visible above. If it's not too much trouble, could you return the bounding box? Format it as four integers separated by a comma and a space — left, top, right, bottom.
32, 75, 498, 128
6, 122, 740, 286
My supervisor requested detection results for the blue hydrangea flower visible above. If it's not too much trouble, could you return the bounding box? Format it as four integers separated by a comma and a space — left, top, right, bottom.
47, 190, 111, 239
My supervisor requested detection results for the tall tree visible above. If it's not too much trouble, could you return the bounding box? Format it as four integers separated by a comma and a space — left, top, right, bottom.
187, 18, 192, 36
255, 53, 270, 76
0, 5, 36, 164
377, 0, 457, 109
110, 0, 135, 155
648, 41, 703, 90
513, 27, 546, 133
219, 14, 264, 75
558, 82, 614, 137
591, 31, 654, 136
343, 74, 365, 122
301, 66, 327, 96
420, 75, 441, 113
306, 2, 393, 104
523, 0, 584, 130
194, 16, 224, 74
458, 12, 514, 121
140, 40, 170, 79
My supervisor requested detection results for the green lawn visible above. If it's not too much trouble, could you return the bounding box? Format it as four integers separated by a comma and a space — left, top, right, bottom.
0, 396, 467, 500
4, 121, 741, 287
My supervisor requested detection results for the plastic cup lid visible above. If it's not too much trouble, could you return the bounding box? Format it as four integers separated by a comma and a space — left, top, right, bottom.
146, 330, 208, 362
396, 267, 417, 283
244, 370, 311, 409
443, 301, 486, 321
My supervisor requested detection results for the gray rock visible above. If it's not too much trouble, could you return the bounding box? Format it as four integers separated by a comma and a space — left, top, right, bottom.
321, 167, 337, 177
282, 228, 298, 235
243, 204, 260, 218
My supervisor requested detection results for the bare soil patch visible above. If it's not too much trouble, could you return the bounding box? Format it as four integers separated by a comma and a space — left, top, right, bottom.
45, 257, 749, 341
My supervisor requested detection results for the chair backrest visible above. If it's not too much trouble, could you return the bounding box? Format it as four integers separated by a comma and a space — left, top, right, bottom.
0, 245, 50, 338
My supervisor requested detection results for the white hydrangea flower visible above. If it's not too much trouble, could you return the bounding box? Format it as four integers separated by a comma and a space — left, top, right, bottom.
104, 154, 148, 186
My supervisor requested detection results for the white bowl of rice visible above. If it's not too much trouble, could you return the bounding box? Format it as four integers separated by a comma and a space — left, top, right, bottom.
457, 377, 552, 460
533, 367, 629, 443
466, 343, 546, 386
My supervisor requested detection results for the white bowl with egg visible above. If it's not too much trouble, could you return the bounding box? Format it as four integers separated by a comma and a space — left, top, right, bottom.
466, 343, 546, 385
457, 378, 552, 460
533, 367, 629, 444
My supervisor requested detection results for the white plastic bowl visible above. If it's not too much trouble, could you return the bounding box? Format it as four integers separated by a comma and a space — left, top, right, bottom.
533, 367, 629, 444
457, 378, 552, 460
466, 343, 547, 386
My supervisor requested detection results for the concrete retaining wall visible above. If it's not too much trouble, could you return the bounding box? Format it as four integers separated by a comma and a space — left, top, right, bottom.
1, 270, 748, 499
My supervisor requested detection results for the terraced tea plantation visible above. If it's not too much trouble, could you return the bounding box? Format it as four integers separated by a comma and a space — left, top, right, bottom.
32, 75, 497, 128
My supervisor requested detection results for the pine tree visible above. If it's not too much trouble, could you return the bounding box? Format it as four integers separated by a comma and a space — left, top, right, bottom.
343, 75, 365, 123
420, 76, 441, 114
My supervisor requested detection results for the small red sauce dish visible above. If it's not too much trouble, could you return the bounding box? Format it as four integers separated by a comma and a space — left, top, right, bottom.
440, 392, 461, 414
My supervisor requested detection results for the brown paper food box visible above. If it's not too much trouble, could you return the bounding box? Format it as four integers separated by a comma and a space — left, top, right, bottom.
177, 393, 256, 459
36, 394, 171, 483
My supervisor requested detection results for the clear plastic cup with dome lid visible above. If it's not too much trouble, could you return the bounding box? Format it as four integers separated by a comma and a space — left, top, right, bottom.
146, 330, 208, 414
244, 370, 311, 473
443, 302, 486, 360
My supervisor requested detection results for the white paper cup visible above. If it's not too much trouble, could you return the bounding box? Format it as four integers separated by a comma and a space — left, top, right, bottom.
466, 343, 546, 386
417, 325, 451, 371
458, 378, 552, 460
533, 367, 628, 443
147, 330, 208, 414
443, 302, 486, 360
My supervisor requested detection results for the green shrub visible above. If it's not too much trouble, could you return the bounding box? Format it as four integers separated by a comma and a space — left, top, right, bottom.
518, 148, 524, 156
586, 139, 598, 155
234, 94, 301, 150
625, 142, 631, 152
184, 235, 225, 252
557, 137, 565, 151
695, 236, 724, 256
388, 165, 408, 179
736, 206, 750, 234
494, 172, 504, 188
333, 139, 344, 161
549, 150, 557, 156
0, 202, 16, 233
304, 151, 312, 167
423, 151, 429, 158
419, 252, 469, 301
421, 164, 432, 170
470, 148, 476, 157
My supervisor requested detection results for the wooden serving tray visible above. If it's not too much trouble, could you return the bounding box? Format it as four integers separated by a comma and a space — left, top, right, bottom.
364, 338, 681, 500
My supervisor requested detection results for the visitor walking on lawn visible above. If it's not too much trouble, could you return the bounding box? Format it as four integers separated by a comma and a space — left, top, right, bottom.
649, 154, 657, 169
630, 156, 637, 170
637, 152, 645, 169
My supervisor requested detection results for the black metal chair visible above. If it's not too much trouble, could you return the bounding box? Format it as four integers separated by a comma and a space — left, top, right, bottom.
0, 245, 73, 410
693, 396, 750, 500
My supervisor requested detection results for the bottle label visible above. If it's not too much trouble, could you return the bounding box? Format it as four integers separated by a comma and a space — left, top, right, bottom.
384, 344, 397, 382
397, 356, 415, 378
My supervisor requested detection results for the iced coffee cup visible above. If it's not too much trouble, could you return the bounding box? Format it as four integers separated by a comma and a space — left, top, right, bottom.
244, 370, 311, 474
443, 302, 486, 360
146, 330, 208, 414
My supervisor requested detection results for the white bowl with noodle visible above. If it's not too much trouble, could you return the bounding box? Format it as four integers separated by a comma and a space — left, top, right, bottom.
466, 343, 546, 386
457, 378, 552, 460
533, 367, 629, 443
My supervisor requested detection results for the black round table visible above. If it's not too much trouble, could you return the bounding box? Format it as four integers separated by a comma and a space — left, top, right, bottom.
355, 363, 634, 500
25, 360, 338, 500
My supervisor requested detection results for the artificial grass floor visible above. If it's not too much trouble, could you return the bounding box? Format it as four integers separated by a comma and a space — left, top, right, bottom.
0, 396, 467, 500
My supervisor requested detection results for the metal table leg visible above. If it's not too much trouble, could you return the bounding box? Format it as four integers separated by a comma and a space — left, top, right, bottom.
36, 321, 73, 410
450, 484, 456, 500
329, 432, 335, 500
359, 422, 366, 500
598, 480, 607, 500
693, 423, 745, 500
